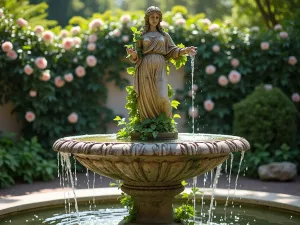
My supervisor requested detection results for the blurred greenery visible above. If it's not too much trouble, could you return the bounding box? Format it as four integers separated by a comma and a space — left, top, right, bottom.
0, 0, 57, 27
231, 0, 300, 29
26, 0, 300, 29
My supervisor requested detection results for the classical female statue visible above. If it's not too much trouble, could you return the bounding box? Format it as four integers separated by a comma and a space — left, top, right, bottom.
126, 6, 197, 121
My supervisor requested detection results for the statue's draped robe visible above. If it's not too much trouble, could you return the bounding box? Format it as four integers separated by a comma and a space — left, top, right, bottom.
130, 32, 182, 120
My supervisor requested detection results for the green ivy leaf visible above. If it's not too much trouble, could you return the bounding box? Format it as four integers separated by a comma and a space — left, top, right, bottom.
114, 116, 122, 121
171, 100, 180, 109
173, 114, 181, 119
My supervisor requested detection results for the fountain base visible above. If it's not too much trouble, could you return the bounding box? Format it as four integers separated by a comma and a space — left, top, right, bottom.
120, 182, 184, 224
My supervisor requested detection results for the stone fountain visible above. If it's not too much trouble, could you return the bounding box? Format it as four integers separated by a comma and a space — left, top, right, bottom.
53, 133, 249, 225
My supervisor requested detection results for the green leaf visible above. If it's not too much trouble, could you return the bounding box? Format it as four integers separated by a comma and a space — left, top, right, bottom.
171, 100, 180, 109
181, 180, 188, 186
173, 114, 181, 119
114, 116, 122, 121
127, 67, 135, 76
131, 27, 137, 32
152, 131, 158, 138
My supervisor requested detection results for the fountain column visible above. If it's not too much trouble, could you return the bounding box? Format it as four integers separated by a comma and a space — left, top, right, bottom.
120, 182, 183, 224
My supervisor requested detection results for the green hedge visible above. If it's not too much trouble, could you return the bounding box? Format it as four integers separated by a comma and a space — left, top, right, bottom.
0, 6, 299, 153
233, 85, 297, 150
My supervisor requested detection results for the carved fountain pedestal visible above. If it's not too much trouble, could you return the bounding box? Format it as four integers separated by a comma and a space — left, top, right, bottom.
53, 133, 250, 225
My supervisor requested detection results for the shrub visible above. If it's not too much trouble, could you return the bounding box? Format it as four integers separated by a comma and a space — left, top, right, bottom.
0, 133, 56, 188
233, 84, 297, 150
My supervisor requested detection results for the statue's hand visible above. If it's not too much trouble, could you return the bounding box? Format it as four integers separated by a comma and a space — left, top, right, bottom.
126, 48, 138, 59
187, 46, 197, 56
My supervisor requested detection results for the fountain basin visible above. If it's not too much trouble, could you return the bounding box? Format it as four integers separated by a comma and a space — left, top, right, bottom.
53, 133, 250, 224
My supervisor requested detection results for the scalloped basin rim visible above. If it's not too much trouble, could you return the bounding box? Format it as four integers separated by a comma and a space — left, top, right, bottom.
53, 133, 250, 156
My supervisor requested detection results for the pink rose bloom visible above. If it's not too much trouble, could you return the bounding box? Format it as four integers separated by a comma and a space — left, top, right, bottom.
87, 43, 96, 51
274, 24, 282, 31
16, 18, 28, 27
228, 70, 241, 84
231, 58, 240, 67
112, 29, 121, 37
71, 26, 81, 35
64, 73, 74, 82
54, 76, 65, 88
60, 29, 69, 38
25, 111, 35, 122
29, 90, 37, 97
160, 21, 169, 28
279, 31, 288, 39
40, 71, 51, 81
62, 37, 73, 50
122, 35, 129, 42
88, 34, 97, 42
0, 9, 3, 17
260, 42, 269, 51
288, 56, 297, 66
212, 45, 220, 53
86, 55, 97, 67
175, 18, 186, 26
192, 84, 198, 91
35, 57, 47, 69
209, 24, 220, 32
75, 66, 86, 77
218, 75, 228, 87
24, 65, 33, 75
291, 93, 300, 102
188, 107, 199, 118
205, 65, 216, 75
72, 37, 82, 46
264, 84, 273, 90
1, 41, 13, 52
204, 100, 214, 112
42, 30, 54, 42
200, 18, 211, 25
34, 25, 44, 34
120, 14, 131, 23
6, 50, 18, 60
89, 19, 104, 30
68, 112, 79, 124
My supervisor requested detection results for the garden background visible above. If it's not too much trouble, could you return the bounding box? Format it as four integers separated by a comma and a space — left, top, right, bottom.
0, 0, 299, 188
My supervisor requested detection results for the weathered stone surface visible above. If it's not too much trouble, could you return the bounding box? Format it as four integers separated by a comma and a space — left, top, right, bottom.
53, 133, 250, 224
258, 162, 297, 181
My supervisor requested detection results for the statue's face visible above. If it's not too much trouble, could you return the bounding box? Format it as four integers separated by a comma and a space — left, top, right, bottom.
148, 12, 160, 27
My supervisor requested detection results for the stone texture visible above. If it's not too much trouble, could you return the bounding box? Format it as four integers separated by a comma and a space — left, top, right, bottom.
53, 133, 250, 224
258, 162, 297, 181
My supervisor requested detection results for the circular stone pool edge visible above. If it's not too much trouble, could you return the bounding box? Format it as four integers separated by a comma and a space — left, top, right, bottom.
0, 188, 299, 218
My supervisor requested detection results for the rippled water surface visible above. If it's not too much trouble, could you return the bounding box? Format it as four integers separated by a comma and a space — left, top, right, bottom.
1, 203, 299, 225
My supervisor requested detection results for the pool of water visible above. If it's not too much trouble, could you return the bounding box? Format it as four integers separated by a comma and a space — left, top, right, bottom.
1, 202, 299, 225
69, 133, 235, 143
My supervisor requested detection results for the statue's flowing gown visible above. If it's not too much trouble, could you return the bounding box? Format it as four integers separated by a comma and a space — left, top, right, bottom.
131, 31, 182, 120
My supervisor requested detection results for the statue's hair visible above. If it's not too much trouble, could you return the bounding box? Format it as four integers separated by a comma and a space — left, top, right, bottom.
142, 6, 165, 36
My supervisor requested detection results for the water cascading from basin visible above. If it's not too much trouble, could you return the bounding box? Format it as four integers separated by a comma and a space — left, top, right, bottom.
54, 133, 249, 225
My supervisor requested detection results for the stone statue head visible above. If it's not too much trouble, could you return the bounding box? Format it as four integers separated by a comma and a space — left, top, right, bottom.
143, 6, 165, 35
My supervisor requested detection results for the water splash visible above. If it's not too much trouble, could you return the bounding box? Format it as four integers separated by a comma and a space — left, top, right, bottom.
207, 164, 222, 224
224, 153, 234, 221
200, 172, 208, 225
234, 151, 245, 196
190, 54, 195, 136
60, 152, 80, 224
